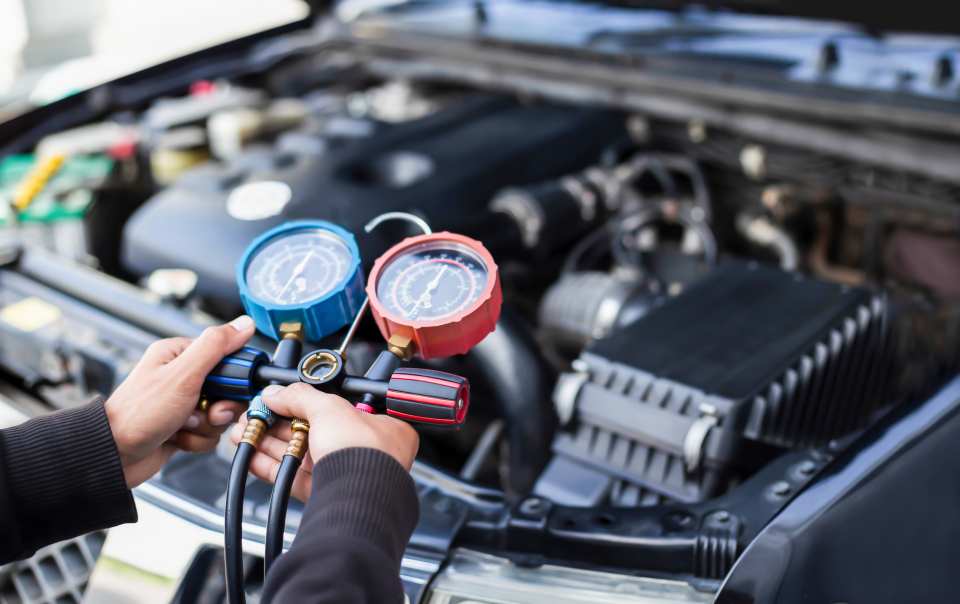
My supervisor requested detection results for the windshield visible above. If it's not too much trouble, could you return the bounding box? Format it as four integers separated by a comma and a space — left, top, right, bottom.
337, 0, 960, 103
0, 0, 308, 121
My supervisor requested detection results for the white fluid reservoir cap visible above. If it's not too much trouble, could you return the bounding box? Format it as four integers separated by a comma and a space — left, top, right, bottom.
226, 181, 292, 221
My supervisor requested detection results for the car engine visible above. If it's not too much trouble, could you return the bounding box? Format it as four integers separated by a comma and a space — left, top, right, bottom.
2, 6, 960, 602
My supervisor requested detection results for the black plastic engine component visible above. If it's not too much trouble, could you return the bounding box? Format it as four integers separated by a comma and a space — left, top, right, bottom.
0, 531, 107, 604
717, 376, 960, 603
489, 170, 609, 259
538, 270, 660, 350
464, 310, 556, 497
542, 262, 894, 502
122, 96, 624, 309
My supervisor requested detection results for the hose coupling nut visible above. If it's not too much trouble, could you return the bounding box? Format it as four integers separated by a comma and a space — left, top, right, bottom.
286, 419, 310, 459
246, 394, 275, 427
243, 395, 274, 445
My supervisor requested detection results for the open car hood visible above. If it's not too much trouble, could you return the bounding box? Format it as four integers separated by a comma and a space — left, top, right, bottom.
319, 0, 960, 36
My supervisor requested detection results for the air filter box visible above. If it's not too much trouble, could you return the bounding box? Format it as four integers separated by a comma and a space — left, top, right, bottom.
543, 262, 894, 503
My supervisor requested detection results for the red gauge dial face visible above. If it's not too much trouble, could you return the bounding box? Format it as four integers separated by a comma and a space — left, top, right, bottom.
367, 232, 502, 359
375, 241, 489, 323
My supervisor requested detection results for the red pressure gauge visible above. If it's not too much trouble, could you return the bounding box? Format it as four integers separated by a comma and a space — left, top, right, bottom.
367, 232, 502, 359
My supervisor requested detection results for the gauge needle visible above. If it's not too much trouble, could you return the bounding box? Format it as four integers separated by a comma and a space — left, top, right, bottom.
410, 265, 446, 316
277, 251, 313, 300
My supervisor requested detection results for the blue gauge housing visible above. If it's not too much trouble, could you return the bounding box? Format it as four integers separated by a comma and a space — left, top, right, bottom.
237, 220, 365, 342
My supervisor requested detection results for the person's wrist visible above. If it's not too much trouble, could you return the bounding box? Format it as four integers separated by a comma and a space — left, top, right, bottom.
304, 418, 418, 471
103, 396, 136, 462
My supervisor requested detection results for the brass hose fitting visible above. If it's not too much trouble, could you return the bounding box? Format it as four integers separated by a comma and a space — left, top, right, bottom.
387, 333, 414, 360
286, 418, 310, 460
279, 321, 304, 341
240, 417, 269, 446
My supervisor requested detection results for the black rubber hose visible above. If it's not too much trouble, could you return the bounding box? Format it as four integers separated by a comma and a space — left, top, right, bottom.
466, 309, 556, 497
225, 442, 255, 604
264, 454, 300, 574
261, 335, 303, 575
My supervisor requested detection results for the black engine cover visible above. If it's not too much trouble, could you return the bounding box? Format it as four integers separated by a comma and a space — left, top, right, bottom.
122, 96, 623, 309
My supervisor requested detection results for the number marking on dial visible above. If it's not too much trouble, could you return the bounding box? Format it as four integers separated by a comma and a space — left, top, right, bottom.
245, 230, 353, 306
376, 244, 489, 323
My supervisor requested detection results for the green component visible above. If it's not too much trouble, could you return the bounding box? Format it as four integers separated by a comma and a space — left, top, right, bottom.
0, 154, 114, 225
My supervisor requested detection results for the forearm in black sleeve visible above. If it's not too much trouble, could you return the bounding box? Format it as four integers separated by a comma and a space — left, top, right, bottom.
262, 447, 420, 604
0, 400, 137, 564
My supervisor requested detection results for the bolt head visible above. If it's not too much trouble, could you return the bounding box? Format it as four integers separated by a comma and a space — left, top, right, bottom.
770, 481, 792, 498
520, 498, 544, 516
712, 510, 730, 523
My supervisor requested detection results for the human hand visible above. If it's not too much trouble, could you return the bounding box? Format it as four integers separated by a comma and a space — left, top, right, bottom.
228, 383, 419, 502
105, 316, 256, 487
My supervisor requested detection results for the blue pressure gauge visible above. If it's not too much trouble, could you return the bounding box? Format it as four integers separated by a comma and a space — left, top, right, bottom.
237, 221, 365, 341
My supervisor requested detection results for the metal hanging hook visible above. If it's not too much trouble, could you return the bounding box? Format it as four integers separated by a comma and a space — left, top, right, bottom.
364, 211, 432, 235
337, 299, 368, 356
337, 212, 432, 356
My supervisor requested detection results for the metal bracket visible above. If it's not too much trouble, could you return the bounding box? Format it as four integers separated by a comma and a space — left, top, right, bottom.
684, 403, 719, 473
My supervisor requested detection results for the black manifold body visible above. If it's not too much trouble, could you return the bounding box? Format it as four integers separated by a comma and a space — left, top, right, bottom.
539, 262, 894, 503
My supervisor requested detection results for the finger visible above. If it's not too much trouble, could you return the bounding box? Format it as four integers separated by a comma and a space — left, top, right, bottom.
228, 418, 284, 445
228, 422, 314, 472
257, 433, 315, 473
207, 400, 245, 427
229, 421, 244, 446
142, 337, 193, 366
260, 382, 355, 423
181, 402, 244, 437
290, 474, 312, 503
173, 316, 256, 379
248, 452, 313, 502
171, 431, 219, 454
239, 413, 295, 442
266, 420, 294, 443
233, 411, 301, 441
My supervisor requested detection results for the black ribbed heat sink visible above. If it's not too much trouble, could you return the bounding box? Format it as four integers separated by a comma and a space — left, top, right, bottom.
555, 262, 895, 502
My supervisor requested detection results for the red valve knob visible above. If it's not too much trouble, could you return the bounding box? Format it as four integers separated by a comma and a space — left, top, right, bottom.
385, 368, 469, 427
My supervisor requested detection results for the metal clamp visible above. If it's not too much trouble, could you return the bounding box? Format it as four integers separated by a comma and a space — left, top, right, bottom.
553, 367, 589, 426
683, 403, 719, 473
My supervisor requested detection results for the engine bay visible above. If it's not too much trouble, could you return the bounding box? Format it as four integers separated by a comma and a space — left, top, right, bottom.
2, 9, 960, 601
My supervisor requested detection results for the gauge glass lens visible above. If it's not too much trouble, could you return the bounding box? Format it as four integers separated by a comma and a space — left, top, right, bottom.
245, 229, 353, 306
376, 241, 489, 322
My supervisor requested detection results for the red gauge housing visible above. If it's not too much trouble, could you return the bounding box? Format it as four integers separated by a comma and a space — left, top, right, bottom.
367, 232, 502, 359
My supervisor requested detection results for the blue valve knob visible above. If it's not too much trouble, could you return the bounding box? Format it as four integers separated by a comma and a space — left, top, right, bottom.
202, 347, 269, 402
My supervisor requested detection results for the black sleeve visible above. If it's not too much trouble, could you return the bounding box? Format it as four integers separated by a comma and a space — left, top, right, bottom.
0, 400, 137, 564
262, 447, 420, 604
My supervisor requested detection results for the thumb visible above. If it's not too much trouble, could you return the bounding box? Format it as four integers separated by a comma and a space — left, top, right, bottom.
260, 383, 355, 422
173, 315, 256, 378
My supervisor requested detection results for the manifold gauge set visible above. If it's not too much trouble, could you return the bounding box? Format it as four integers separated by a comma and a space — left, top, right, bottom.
201, 215, 501, 603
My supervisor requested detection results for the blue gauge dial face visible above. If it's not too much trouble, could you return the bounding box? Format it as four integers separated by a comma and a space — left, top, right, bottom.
375, 241, 489, 321
244, 229, 354, 306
